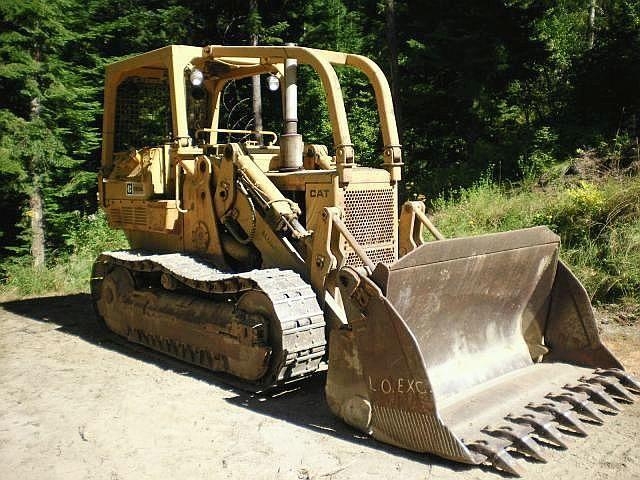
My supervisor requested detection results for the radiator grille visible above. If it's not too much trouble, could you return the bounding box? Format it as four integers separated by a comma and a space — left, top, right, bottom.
343, 187, 396, 267
110, 206, 147, 228
346, 247, 396, 267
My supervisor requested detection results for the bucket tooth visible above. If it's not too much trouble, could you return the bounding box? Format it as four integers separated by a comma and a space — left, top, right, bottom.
466, 439, 525, 477
565, 383, 621, 411
546, 391, 604, 424
594, 369, 640, 395
581, 375, 635, 402
481, 424, 546, 462
506, 412, 567, 449
526, 402, 588, 436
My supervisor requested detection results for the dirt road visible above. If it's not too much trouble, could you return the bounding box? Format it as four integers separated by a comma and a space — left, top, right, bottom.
1, 294, 639, 480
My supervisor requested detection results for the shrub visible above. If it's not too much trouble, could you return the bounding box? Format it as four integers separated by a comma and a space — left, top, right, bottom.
0, 211, 128, 300
430, 174, 640, 305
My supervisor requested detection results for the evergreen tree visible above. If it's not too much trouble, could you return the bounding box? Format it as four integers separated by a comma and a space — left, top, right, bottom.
0, 0, 99, 265
564, 0, 640, 153
396, 0, 549, 196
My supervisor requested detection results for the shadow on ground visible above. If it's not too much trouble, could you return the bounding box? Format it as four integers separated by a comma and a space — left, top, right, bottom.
1, 294, 484, 476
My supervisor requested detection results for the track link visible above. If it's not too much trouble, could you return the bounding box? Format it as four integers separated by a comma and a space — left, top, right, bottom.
91, 251, 327, 390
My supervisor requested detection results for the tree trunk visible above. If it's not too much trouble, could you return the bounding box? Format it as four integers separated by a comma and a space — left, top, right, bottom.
29, 43, 45, 268
30, 175, 45, 268
250, 0, 263, 145
588, 0, 596, 49
385, 0, 402, 138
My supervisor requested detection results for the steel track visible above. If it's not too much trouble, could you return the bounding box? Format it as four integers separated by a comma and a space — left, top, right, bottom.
91, 251, 327, 390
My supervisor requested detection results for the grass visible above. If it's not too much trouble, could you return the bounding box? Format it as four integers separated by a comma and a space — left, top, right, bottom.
429, 173, 640, 305
0, 211, 128, 301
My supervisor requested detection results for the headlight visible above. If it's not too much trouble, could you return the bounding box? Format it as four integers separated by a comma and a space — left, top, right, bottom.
189, 69, 204, 87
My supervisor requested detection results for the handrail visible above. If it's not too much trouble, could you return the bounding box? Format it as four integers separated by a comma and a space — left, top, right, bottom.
329, 212, 376, 274
196, 128, 278, 146
407, 201, 445, 240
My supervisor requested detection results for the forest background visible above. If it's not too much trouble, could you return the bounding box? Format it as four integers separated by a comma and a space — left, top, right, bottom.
0, 0, 639, 312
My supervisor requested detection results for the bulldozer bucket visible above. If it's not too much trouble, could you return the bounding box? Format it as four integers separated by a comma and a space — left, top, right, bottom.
327, 226, 639, 476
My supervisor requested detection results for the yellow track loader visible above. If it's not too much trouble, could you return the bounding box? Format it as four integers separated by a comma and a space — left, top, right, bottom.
92, 45, 639, 476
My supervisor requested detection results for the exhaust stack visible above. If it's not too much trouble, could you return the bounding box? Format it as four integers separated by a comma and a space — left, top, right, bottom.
280, 45, 303, 171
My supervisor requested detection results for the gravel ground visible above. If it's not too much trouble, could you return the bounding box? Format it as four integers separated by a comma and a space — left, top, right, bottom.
1, 293, 639, 480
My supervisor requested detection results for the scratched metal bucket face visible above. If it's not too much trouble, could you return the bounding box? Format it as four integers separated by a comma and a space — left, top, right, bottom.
383, 226, 561, 403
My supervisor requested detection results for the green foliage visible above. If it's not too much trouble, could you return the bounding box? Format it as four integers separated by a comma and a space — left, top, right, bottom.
397, 0, 550, 196
0, 0, 101, 258
64, 210, 128, 258
518, 126, 559, 179
83, 1, 193, 57
555, 0, 640, 156
536, 0, 591, 70
431, 175, 640, 304
0, 211, 128, 299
